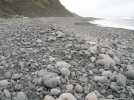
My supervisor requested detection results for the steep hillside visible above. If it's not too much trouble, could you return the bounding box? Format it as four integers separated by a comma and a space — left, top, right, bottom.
0, 0, 74, 18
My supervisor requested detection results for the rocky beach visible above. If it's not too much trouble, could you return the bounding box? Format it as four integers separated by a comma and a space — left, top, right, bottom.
0, 17, 134, 100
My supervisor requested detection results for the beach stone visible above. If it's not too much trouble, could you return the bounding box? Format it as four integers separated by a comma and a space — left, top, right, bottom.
83, 86, 90, 93
100, 48, 106, 54
3, 89, 11, 98
110, 85, 118, 91
75, 84, 83, 93
102, 71, 112, 78
37, 77, 43, 86
57, 93, 77, 100
4, 72, 11, 79
44, 95, 55, 100
110, 74, 117, 81
50, 88, 61, 96
93, 76, 108, 83
113, 56, 121, 65
44, 77, 58, 88
131, 88, 134, 95
125, 70, 134, 80
85, 92, 97, 100
99, 54, 115, 66
74, 93, 82, 100
88, 63, 95, 68
12, 73, 21, 80
57, 31, 65, 38
66, 84, 73, 90
127, 65, 134, 71
20, 48, 26, 53
60, 68, 70, 76
55, 61, 71, 69
14, 84, 23, 91
36, 39, 42, 44
116, 74, 126, 87
12, 97, 18, 100
106, 50, 114, 58
0, 80, 8, 87
96, 59, 110, 68
17, 92, 27, 100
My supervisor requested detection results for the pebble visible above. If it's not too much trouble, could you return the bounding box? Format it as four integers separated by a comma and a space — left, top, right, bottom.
85, 92, 97, 100
75, 84, 83, 93
17, 92, 27, 100
102, 71, 112, 78
66, 84, 73, 90
116, 74, 126, 87
110, 85, 118, 91
57, 93, 77, 100
44, 77, 58, 88
14, 84, 23, 91
94, 76, 108, 83
12, 73, 21, 80
4, 71, 11, 79
55, 61, 71, 69
60, 68, 70, 76
3, 89, 11, 98
125, 70, 134, 80
127, 65, 134, 71
44, 95, 55, 100
37, 77, 43, 86
0, 80, 8, 87
50, 88, 61, 96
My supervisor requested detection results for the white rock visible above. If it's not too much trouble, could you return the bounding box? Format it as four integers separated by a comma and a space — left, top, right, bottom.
0, 80, 8, 87
93, 76, 108, 83
99, 54, 115, 66
57, 93, 77, 100
102, 71, 112, 78
56, 61, 71, 69
44, 95, 55, 100
85, 92, 97, 100
36, 39, 42, 44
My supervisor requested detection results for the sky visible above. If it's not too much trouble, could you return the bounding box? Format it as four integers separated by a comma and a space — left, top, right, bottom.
59, 0, 134, 17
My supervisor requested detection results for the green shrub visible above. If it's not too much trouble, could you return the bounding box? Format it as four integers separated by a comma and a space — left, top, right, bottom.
33, 1, 45, 9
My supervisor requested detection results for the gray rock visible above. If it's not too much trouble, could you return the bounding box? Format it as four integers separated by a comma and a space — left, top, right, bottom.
131, 88, 134, 95
50, 88, 61, 96
0, 80, 8, 87
106, 50, 114, 58
99, 54, 115, 66
110, 74, 117, 81
55, 61, 71, 69
20, 48, 26, 53
125, 70, 134, 80
12, 73, 21, 80
60, 68, 70, 76
85, 92, 97, 100
93, 76, 108, 83
113, 56, 121, 65
3, 89, 11, 98
14, 84, 23, 91
12, 97, 18, 100
116, 74, 126, 87
127, 65, 134, 71
4, 72, 11, 79
110, 85, 118, 91
17, 92, 27, 100
44, 95, 55, 100
96, 59, 110, 68
44, 77, 58, 88
102, 71, 112, 78
75, 84, 83, 93
100, 48, 106, 54
57, 31, 65, 38
57, 93, 77, 100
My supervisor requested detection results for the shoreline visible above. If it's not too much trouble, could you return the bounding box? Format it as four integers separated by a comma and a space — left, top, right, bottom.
0, 17, 134, 100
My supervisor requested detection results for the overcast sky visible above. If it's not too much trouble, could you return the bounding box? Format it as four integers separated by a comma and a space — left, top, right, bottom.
59, 0, 134, 17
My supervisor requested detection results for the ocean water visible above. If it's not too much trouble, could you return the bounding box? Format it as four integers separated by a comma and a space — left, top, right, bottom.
89, 17, 134, 30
